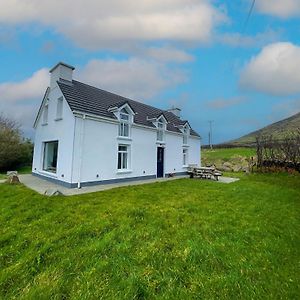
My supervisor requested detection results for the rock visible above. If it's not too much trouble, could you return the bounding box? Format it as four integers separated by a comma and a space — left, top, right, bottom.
44, 189, 64, 196
7, 175, 20, 184
233, 165, 242, 172
7, 171, 18, 176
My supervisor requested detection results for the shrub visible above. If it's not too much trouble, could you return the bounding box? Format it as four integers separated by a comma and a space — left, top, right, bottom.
0, 114, 33, 171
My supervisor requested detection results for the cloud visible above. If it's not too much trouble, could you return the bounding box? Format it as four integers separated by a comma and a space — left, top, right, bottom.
218, 29, 282, 48
0, 69, 49, 136
0, 57, 188, 136
143, 46, 194, 63
269, 99, 300, 122
255, 0, 300, 18
0, 69, 48, 103
0, 0, 226, 51
78, 58, 187, 99
240, 42, 300, 96
206, 96, 246, 109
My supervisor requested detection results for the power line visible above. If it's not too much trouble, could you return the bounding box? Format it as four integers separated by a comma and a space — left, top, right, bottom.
242, 0, 256, 33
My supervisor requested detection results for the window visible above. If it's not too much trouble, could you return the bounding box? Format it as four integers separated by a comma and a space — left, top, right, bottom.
119, 122, 129, 137
118, 145, 129, 170
43, 141, 58, 173
183, 126, 189, 145
183, 149, 188, 166
157, 121, 164, 142
119, 108, 130, 137
183, 135, 188, 145
43, 104, 48, 124
56, 97, 63, 120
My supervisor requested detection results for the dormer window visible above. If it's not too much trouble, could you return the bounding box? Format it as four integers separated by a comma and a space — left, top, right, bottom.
156, 116, 167, 142
182, 124, 190, 145
118, 108, 130, 137
157, 122, 164, 141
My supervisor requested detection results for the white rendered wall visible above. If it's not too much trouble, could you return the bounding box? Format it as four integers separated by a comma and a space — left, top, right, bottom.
71, 118, 158, 184
32, 86, 75, 183
71, 116, 201, 185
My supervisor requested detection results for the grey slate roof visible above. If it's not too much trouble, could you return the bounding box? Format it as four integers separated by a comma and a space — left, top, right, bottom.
57, 79, 200, 137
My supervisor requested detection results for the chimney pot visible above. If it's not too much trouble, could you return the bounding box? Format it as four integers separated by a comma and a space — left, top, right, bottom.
49, 62, 75, 89
167, 106, 181, 118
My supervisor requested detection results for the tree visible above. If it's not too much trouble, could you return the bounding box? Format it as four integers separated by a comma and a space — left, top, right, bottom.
0, 114, 33, 171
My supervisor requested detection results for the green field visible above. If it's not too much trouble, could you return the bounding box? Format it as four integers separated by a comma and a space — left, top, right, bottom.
1, 173, 299, 299
202, 148, 256, 162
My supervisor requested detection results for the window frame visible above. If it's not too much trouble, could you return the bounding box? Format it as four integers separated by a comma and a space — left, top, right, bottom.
182, 125, 190, 145
183, 148, 188, 166
42, 103, 49, 125
117, 144, 130, 171
55, 97, 63, 121
42, 141, 59, 174
118, 108, 131, 138
156, 118, 166, 142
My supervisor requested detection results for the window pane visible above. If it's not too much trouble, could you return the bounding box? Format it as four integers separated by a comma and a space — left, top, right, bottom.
43, 105, 48, 124
120, 113, 129, 121
157, 130, 163, 141
118, 152, 122, 169
43, 141, 58, 173
119, 145, 127, 152
123, 153, 128, 169
56, 98, 63, 119
124, 124, 129, 136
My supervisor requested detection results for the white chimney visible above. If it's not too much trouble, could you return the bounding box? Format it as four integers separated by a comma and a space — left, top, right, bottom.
167, 106, 181, 118
49, 62, 75, 89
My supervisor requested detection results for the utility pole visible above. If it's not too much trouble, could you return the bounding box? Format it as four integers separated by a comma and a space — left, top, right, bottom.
208, 120, 213, 149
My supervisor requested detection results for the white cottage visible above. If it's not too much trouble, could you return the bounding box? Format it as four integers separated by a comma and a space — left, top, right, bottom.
32, 62, 201, 188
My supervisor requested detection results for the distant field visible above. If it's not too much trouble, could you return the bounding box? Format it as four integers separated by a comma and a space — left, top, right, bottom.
202, 147, 256, 163
1, 173, 299, 299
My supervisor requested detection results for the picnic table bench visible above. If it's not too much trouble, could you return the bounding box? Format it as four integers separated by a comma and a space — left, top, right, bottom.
187, 166, 222, 181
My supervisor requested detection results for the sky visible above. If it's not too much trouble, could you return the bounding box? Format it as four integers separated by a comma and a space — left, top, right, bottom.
0, 0, 299, 144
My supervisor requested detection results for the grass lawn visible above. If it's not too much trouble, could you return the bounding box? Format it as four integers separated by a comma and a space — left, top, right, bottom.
1, 173, 299, 299
202, 147, 256, 162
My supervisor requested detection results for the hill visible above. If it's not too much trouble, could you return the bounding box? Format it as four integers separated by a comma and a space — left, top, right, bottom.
227, 112, 300, 146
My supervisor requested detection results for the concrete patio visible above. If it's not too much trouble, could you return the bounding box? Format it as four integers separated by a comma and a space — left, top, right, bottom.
14, 174, 240, 196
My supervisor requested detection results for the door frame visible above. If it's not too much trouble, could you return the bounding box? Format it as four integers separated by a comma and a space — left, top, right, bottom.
156, 146, 165, 178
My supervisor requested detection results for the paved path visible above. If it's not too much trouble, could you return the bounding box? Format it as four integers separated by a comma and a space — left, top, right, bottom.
18, 174, 240, 196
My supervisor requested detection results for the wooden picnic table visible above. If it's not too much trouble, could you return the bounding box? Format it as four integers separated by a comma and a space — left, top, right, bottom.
187, 166, 222, 181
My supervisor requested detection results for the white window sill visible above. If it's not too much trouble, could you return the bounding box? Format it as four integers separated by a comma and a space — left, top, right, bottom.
183, 144, 189, 147
38, 170, 58, 178
55, 117, 63, 121
182, 165, 188, 168
156, 141, 165, 145
117, 136, 132, 141
116, 169, 132, 174
41, 123, 48, 126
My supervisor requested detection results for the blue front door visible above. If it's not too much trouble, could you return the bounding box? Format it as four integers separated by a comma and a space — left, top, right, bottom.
157, 147, 164, 178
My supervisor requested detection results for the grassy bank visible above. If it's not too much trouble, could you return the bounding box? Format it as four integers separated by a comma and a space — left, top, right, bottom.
202, 147, 256, 162
1, 173, 299, 299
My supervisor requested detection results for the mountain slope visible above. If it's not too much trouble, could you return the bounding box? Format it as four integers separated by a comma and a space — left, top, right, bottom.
229, 112, 300, 145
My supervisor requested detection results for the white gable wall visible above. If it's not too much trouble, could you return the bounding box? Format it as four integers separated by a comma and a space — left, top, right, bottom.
32, 86, 75, 183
